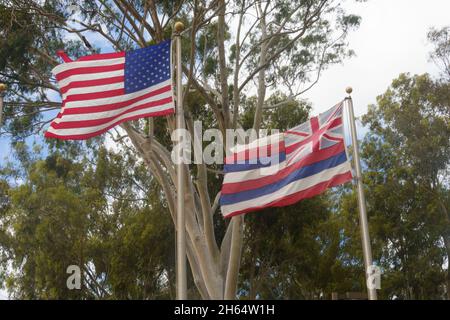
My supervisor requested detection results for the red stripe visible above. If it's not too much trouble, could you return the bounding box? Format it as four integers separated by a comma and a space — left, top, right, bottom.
76, 52, 125, 62
56, 63, 124, 81
224, 141, 286, 164
61, 84, 172, 114
223, 171, 352, 218
64, 88, 125, 102
221, 142, 345, 194
51, 97, 173, 129
57, 50, 73, 62
60, 76, 124, 94
45, 108, 174, 140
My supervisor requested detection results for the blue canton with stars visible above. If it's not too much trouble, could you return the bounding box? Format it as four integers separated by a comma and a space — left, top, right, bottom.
124, 40, 171, 94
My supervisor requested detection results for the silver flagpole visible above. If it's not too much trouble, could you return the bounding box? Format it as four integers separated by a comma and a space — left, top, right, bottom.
345, 87, 377, 300
0, 83, 6, 127
174, 21, 187, 300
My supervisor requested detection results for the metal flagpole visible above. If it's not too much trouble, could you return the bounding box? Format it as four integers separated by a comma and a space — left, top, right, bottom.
174, 21, 187, 300
345, 87, 378, 300
0, 83, 6, 127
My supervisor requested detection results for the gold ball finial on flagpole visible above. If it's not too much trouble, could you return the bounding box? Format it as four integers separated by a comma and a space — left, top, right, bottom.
346, 86, 353, 95
0, 83, 6, 93
174, 21, 185, 34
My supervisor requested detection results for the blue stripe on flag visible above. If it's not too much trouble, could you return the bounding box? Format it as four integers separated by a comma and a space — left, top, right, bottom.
223, 152, 286, 173
220, 151, 348, 205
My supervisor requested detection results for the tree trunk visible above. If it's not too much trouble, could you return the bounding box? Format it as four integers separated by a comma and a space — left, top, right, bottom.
252, 1, 268, 132
122, 121, 247, 299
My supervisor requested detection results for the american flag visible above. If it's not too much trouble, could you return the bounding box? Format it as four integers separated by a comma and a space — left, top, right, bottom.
45, 40, 174, 140
220, 102, 353, 218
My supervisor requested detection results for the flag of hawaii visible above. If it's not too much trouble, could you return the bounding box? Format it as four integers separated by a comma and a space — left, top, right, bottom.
220, 102, 353, 218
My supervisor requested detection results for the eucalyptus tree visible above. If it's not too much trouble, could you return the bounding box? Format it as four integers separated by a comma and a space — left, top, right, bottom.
360, 73, 450, 299
0, 0, 361, 299
428, 26, 450, 81
0, 146, 177, 299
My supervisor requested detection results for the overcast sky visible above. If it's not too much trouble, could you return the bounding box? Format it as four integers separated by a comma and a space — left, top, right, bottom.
1, 0, 450, 300
303, 0, 449, 117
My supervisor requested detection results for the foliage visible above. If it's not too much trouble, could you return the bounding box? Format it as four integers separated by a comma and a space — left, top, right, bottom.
428, 26, 450, 81
1, 0, 447, 301
0, 147, 176, 299
356, 73, 450, 299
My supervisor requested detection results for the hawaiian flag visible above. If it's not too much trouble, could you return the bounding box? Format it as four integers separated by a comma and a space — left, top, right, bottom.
45, 40, 174, 140
220, 102, 353, 218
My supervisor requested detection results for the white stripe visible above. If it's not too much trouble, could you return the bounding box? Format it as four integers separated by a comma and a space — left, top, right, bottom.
62, 82, 125, 100
230, 133, 283, 153
56, 90, 172, 122
63, 79, 172, 109
58, 70, 124, 89
221, 161, 351, 216
52, 58, 125, 75
47, 102, 174, 136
